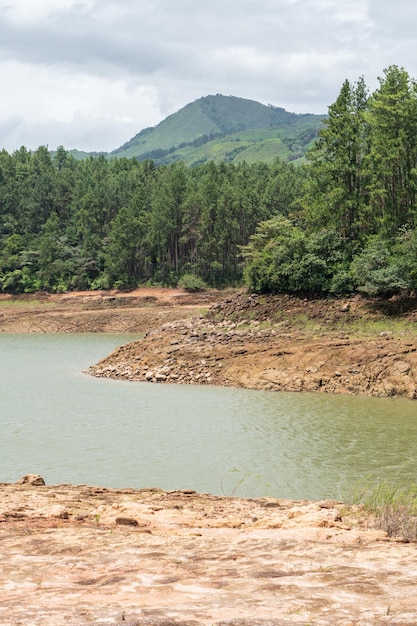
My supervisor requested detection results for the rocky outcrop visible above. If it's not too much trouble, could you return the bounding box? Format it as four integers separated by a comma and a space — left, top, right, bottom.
2, 480, 417, 624
90, 296, 417, 399
16, 473, 46, 486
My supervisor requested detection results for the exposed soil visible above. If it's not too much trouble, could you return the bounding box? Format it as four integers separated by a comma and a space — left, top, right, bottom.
89, 291, 417, 400
3, 287, 417, 398
3, 289, 417, 624
0, 288, 222, 334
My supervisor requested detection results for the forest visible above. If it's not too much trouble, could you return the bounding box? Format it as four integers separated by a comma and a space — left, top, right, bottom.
1, 65, 417, 297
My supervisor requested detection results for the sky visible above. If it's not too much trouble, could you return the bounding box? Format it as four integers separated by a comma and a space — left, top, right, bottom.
0, 0, 416, 153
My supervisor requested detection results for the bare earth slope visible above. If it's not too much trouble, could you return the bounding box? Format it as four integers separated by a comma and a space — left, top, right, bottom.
2, 288, 416, 398
0, 288, 218, 334
89, 292, 417, 400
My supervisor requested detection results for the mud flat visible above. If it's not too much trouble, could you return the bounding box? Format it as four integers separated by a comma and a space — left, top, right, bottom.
2, 476, 417, 625
0, 288, 222, 334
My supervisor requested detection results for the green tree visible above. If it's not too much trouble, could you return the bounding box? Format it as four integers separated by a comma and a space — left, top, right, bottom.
243, 216, 348, 295
149, 162, 188, 282
242, 216, 305, 293
105, 201, 150, 287
350, 237, 407, 296
366, 66, 417, 235
305, 77, 369, 242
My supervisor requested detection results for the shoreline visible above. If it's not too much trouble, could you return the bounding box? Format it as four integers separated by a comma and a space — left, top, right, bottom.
1, 288, 416, 399
90, 293, 417, 400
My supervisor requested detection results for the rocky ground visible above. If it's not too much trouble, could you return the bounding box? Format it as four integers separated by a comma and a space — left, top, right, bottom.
89, 292, 417, 400
4, 287, 416, 398
2, 475, 417, 625
2, 289, 417, 624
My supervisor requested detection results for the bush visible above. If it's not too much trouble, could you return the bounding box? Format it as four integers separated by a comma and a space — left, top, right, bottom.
178, 273, 208, 292
394, 228, 417, 290
243, 216, 350, 295
329, 269, 356, 295
350, 239, 407, 296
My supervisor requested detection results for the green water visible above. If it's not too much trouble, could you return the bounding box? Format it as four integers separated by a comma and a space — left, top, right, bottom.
1, 334, 416, 500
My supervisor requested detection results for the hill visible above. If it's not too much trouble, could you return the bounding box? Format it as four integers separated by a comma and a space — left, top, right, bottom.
108, 94, 324, 165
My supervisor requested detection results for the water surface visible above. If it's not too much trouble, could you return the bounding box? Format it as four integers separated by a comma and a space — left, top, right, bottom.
1, 334, 416, 500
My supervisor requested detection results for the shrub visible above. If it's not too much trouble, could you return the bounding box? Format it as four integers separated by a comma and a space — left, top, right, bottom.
178, 273, 208, 292
394, 228, 417, 290
242, 216, 350, 295
350, 239, 407, 296
351, 480, 417, 541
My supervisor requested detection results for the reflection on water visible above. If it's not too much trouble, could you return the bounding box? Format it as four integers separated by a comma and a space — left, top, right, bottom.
1, 334, 416, 500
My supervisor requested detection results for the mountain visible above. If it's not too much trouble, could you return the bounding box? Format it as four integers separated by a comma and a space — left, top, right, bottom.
109, 94, 325, 165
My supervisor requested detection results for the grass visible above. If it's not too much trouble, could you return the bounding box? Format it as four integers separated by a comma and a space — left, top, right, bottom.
209, 304, 417, 341
0, 299, 55, 309
350, 480, 417, 541
335, 316, 417, 337
287, 313, 325, 333
235, 320, 274, 331
277, 310, 417, 338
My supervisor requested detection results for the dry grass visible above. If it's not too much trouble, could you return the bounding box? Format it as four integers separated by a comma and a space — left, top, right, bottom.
351, 480, 417, 541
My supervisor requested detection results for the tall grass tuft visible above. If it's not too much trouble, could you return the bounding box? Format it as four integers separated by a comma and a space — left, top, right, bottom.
351, 480, 417, 541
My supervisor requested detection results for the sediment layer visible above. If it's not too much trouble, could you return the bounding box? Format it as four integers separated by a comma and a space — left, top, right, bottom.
90, 294, 417, 399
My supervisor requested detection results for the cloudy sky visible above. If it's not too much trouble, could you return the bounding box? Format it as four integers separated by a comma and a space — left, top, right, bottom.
0, 0, 416, 153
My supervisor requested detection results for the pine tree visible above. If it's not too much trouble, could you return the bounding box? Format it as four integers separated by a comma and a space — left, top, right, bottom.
366, 66, 417, 235
305, 77, 369, 243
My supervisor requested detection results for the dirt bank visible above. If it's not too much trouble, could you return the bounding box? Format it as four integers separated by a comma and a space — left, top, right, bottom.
2, 476, 417, 625
0, 288, 223, 334
90, 292, 417, 400
1, 288, 416, 398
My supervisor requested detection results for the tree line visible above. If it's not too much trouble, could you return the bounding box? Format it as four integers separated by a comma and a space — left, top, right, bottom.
244, 65, 417, 297
1, 65, 417, 297
0, 148, 302, 292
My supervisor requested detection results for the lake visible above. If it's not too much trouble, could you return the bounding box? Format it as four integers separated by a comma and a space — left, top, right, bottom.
1, 334, 416, 500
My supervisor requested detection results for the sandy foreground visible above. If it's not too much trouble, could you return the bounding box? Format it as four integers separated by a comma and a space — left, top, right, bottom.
1, 289, 417, 624
2, 477, 417, 626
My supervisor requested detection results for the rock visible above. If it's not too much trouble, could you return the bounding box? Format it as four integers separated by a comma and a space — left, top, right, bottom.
1, 480, 416, 624
215, 616, 294, 626
394, 360, 411, 374
88, 293, 417, 400
16, 474, 45, 486
317, 499, 339, 509
115, 517, 139, 526
50, 504, 69, 519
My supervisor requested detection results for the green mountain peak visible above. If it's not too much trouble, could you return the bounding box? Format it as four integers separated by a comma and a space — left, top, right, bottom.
109, 94, 325, 165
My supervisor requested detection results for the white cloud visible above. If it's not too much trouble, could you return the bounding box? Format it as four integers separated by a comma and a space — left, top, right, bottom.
0, 0, 80, 22
0, 61, 161, 151
0, 0, 417, 151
